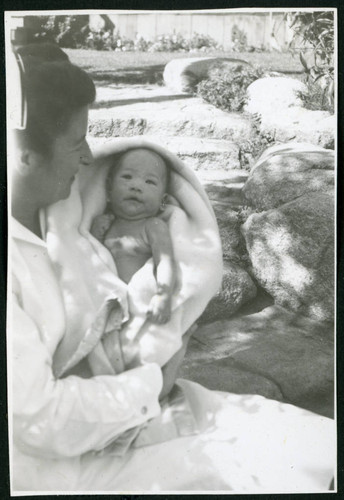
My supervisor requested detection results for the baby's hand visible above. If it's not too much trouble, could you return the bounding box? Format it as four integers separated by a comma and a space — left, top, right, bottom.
147, 293, 172, 324
90, 214, 115, 242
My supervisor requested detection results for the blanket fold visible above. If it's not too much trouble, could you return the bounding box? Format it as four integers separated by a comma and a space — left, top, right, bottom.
46, 138, 222, 378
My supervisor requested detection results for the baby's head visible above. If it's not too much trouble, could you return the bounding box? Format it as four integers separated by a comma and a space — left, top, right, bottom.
106, 148, 169, 220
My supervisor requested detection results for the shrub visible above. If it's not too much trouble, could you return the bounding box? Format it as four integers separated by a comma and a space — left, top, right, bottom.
188, 32, 220, 51
32, 15, 89, 48
197, 64, 264, 112
231, 25, 248, 52
27, 17, 221, 53
289, 11, 334, 111
148, 33, 187, 52
148, 32, 219, 52
297, 79, 334, 114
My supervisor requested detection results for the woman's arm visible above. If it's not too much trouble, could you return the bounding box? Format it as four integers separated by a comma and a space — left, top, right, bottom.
12, 295, 162, 459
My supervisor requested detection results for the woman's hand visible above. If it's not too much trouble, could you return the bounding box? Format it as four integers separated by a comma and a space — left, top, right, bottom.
90, 214, 114, 242
159, 324, 196, 400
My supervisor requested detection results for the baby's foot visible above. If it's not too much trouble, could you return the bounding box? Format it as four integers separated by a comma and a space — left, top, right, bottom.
147, 293, 171, 324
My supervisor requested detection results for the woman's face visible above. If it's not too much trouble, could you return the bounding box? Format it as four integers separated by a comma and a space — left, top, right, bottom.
38, 105, 92, 205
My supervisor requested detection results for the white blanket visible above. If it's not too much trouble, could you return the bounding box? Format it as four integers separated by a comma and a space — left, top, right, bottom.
46, 138, 223, 377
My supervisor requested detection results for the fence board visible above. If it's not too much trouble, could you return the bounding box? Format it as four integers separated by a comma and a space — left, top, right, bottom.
89, 12, 292, 49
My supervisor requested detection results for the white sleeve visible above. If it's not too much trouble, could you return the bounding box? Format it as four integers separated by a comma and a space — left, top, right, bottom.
11, 296, 162, 459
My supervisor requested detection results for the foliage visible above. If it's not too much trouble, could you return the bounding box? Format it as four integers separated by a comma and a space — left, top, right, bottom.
32, 15, 89, 48
188, 33, 221, 51
239, 132, 276, 170
288, 11, 334, 111
148, 32, 220, 52
196, 64, 264, 112
231, 25, 248, 52
148, 33, 189, 52
28, 17, 221, 53
297, 79, 334, 114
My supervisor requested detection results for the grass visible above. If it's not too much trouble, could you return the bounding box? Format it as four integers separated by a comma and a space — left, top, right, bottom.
65, 48, 304, 86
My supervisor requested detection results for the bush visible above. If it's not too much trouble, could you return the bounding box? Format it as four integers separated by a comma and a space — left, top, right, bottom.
231, 25, 248, 52
32, 15, 89, 48
148, 32, 219, 52
289, 11, 334, 110
197, 64, 264, 112
297, 79, 334, 114
188, 32, 220, 51
27, 16, 221, 53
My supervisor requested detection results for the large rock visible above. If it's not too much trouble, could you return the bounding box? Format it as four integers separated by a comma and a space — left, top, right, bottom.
199, 262, 257, 324
180, 305, 334, 417
245, 76, 307, 114
199, 203, 257, 324
212, 205, 243, 263
163, 57, 250, 93
259, 107, 334, 148
241, 192, 334, 321
243, 143, 335, 211
245, 77, 334, 148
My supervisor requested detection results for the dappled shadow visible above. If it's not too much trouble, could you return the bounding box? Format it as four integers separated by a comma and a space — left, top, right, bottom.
88, 64, 166, 86
92, 93, 193, 109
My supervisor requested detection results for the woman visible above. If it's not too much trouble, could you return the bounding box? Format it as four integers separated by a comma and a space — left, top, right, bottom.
9, 43, 335, 493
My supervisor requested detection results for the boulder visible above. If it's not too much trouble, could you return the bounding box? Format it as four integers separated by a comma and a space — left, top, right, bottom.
212, 205, 243, 263
241, 192, 334, 321
245, 76, 307, 114
243, 143, 335, 211
199, 262, 257, 324
258, 107, 334, 148
180, 305, 334, 417
245, 77, 335, 148
163, 57, 250, 93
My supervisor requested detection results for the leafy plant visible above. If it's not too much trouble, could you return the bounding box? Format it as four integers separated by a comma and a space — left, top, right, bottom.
231, 25, 248, 52
196, 64, 264, 112
288, 11, 334, 111
297, 80, 334, 113
188, 32, 220, 51
32, 15, 89, 48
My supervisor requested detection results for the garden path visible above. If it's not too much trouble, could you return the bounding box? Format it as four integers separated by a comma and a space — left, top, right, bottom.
88, 82, 333, 419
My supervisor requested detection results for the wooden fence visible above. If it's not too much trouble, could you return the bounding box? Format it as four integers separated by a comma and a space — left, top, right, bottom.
89, 11, 294, 50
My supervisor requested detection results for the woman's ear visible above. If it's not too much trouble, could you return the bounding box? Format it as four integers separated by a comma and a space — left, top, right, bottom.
16, 148, 43, 176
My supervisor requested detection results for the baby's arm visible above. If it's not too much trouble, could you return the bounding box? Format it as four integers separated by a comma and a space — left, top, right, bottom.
145, 218, 176, 324
90, 213, 115, 242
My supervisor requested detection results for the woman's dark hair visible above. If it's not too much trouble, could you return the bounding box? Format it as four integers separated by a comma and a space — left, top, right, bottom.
14, 43, 96, 156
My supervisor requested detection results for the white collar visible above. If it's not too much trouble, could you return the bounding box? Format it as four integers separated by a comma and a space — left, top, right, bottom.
11, 211, 47, 248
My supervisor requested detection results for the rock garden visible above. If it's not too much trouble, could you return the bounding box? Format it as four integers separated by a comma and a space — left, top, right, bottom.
61, 11, 335, 418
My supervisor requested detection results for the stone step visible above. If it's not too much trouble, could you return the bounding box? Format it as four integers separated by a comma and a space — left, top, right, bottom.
88, 135, 242, 171
94, 84, 191, 107
88, 96, 253, 142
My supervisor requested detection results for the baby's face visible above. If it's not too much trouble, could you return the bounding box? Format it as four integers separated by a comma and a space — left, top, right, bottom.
109, 149, 168, 220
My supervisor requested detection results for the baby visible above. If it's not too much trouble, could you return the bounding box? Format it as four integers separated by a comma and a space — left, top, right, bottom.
91, 148, 176, 324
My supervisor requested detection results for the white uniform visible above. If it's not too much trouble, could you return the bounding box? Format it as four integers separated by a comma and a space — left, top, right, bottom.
9, 218, 336, 494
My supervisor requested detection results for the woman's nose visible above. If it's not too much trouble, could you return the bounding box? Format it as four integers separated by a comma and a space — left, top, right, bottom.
79, 140, 93, 166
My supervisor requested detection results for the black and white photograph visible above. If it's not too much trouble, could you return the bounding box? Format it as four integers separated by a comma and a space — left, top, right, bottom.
5, 8, 337, 494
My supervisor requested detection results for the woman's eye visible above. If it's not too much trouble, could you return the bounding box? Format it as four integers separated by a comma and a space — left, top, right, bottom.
122, 174, 132, 180
146, 179, 156, 185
